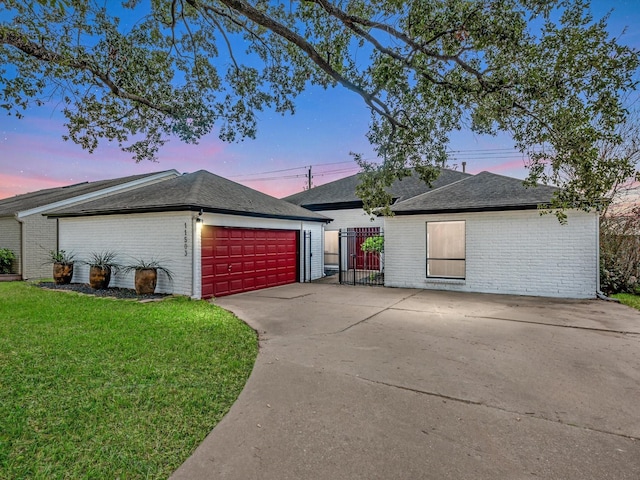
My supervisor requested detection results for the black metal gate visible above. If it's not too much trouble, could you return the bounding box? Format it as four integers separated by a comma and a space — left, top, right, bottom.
338, 228, 384, 286
302, 230, 312, 282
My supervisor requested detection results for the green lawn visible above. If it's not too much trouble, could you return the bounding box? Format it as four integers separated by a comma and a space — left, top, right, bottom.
0, 282, 257, 479
613, 293, 640, 311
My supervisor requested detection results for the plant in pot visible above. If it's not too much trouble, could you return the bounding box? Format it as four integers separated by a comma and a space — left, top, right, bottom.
122, 258, 173, 295
85, 251, 120, 290
49, 250, 76, 285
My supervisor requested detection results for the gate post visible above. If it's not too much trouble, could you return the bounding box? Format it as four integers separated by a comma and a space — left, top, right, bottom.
338, 229, 342, 284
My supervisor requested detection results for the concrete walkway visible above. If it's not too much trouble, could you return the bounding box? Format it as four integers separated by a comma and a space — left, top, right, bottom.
172, 284, 640, 479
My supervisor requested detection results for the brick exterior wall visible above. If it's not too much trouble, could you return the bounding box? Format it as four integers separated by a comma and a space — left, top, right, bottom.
384, 210, 598, 299
59, 212, 193, 295
22, 215, 60, 279
0, 217, 21, 274
59, 211, 325, 298
12, 171, 179, 280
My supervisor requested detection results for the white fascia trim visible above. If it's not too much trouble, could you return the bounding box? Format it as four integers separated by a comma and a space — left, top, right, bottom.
17, 170, 179, 219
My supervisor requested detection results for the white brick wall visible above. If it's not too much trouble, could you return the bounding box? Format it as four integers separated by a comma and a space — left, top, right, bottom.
317, 208, 382, 231
59, 212, 193, 295
0, 217, 21, 274
59, 211, 326, 298
22, 215, 59, 279
384, 210, 598, 299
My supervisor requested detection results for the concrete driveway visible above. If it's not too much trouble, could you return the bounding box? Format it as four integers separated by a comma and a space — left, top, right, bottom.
172, 284, 640, 479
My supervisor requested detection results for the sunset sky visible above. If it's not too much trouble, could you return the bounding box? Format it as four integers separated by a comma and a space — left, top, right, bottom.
1, 1, 639, 201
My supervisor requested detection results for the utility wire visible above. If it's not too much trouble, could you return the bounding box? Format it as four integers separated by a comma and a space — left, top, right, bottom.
233, 147, 530, 182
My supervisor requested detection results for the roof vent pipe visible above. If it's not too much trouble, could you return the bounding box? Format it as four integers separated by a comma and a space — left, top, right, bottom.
462, 161, 466, 173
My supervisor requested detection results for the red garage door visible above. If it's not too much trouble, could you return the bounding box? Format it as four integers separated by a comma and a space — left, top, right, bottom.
201, 226, 298, 298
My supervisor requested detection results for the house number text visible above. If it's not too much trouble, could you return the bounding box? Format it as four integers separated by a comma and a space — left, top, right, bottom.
184, 222, 188, 256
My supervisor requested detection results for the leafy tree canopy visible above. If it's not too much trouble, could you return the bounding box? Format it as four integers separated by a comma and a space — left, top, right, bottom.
1, 0, 638, 213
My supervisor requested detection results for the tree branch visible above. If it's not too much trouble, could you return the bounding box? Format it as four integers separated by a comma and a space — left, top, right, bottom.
187, 0, 402, 128
0, 28, 177, 116
307, 0, 492, 91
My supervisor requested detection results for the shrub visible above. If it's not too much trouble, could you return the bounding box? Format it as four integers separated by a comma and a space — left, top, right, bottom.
600, 205, 640, 295
0, 248, 15, 274
48, 250, 75, 264
84, 250, 120, 270
360, 236, 384, 253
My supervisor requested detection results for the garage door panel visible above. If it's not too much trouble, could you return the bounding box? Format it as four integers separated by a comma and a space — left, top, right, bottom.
214, 280, 229, 296
243, 260, 256, 272
202, 226, 298, 298
230, 278, 244, 292
202, 284, 214, 298
202, 264, 214, 276
277, 257, 292, 268
214, 264, 229, 275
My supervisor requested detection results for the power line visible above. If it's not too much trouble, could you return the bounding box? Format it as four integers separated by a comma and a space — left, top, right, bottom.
240, 166, 360, 183
230, 159, 360, 179
232, 147, 532, 183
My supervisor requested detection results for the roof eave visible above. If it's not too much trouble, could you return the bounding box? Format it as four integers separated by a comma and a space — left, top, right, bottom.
391, 203, 550, 215
46, 205, 331, 223
295, 200, 364, 211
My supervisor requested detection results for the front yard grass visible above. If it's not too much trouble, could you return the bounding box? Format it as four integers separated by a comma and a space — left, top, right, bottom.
613, 293, 640, 311
0, 282, 257, 479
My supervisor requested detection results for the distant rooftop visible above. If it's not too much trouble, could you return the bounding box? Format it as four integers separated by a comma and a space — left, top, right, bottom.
391, 171, 558, 214
0, 171, 178, 216
46, 170, 330, 222
283, 168, 471, 210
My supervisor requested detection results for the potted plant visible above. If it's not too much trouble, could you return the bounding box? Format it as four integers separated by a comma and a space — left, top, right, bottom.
85, 251, 120, 290
123, 258, 173, 295
49, 250, 76, 285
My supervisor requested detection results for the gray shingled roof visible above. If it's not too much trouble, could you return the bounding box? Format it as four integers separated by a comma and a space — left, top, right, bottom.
46, 170, 330, 222
391, 171, 558, 214
283, 168, 471, 208
0, 171, 176, 216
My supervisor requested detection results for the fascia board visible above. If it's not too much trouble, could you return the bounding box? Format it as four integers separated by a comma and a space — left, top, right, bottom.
17, 170, 179, 219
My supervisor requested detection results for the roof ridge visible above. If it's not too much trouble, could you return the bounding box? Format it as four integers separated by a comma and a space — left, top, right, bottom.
393, 173, 477, 206
473, 170, 558, 189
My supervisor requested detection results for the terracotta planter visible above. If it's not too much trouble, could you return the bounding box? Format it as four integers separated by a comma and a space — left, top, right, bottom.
53, 262, 73, 285
89, 265, 111, 289
134, 268, 157, 295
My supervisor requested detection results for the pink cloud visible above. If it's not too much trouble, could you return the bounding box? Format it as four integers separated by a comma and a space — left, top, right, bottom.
0, 172, 64, 199
468, 158, 528, 177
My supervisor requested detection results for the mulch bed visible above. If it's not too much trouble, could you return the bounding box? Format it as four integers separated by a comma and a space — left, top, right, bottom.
37, 282, 169, 300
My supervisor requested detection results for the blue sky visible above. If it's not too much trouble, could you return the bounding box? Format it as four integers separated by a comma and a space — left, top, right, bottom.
1, 1, 639, 200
